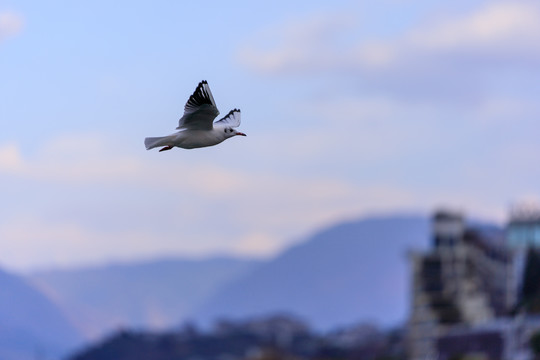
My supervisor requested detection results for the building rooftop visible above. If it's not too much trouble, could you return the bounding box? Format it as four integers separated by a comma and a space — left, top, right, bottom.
509, 205, 540, 224
433, 210, 463, 222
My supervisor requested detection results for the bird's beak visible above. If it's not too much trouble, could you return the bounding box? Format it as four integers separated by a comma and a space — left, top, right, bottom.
236, 132, 247, 136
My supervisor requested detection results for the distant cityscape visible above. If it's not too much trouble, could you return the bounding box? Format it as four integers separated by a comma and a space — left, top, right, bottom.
3, 208, 540, 360
68, 207, 540, 360
408, 207, 540, 360
70, 315, 405, 360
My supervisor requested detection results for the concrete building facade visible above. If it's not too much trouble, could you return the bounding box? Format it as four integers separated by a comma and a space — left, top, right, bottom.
408, 210, 515, 360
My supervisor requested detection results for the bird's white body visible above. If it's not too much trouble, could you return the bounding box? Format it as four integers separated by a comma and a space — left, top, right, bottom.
145, 126, 231, 150
145, 81, 245, 151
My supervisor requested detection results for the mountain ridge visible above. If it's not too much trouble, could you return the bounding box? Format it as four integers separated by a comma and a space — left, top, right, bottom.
29, 256, 262, 340
192, 214, 431, 329
29, 214, 441, 339
0, 266, 83, 360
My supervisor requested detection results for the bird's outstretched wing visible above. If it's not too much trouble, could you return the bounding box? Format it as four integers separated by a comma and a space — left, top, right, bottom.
177, 80, 220, 130
214, 109, 241, 128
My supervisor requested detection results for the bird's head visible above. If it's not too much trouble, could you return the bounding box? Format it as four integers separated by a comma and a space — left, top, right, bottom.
223, 127, 246, 138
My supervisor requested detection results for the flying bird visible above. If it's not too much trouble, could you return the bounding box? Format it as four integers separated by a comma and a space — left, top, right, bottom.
145, 80, 246, 152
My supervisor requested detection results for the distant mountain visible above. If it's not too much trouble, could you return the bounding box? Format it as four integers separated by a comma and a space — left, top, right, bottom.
0, 267, 82, 360
29, 257, 261, 340
28, 214, 437, 342
193, 215, 431, 330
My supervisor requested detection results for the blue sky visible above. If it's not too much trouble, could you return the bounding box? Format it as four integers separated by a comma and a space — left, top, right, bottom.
1, 0, 539, 271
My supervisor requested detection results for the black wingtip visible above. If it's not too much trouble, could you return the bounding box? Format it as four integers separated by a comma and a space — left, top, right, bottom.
196, 80, 207, 90
226, 109, 241, 116
185, 80, 214, 109
194, 80, 208, 91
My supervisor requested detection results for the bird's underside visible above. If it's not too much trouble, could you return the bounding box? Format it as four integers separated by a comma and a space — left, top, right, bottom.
144, 80, 245, 151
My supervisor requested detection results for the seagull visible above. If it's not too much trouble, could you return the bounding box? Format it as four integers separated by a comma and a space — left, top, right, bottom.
145, 80, 246, 152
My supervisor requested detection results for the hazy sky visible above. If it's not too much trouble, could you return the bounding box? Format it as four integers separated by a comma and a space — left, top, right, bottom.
1, 0, 539, 271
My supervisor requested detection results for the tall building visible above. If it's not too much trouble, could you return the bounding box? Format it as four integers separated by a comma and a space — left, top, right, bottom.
407, 210, 515, 360
507, 207, 540, 248
506, 206, 540, 305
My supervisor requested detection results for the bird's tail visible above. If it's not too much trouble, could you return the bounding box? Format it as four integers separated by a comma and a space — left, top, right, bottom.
144, 136, 172, 150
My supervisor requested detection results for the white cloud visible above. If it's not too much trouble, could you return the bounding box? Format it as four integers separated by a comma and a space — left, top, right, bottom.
232, 232, 281, 257
237, 12, 356, 74
0, 11, 24, 42
0, 143, 23, 172
0, 135, 419, 270
0, 129, 531, 270
239, 2, 540, 75
0, 215, 191, 271
0, 136, 142, 185
410, 3, 540, 51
